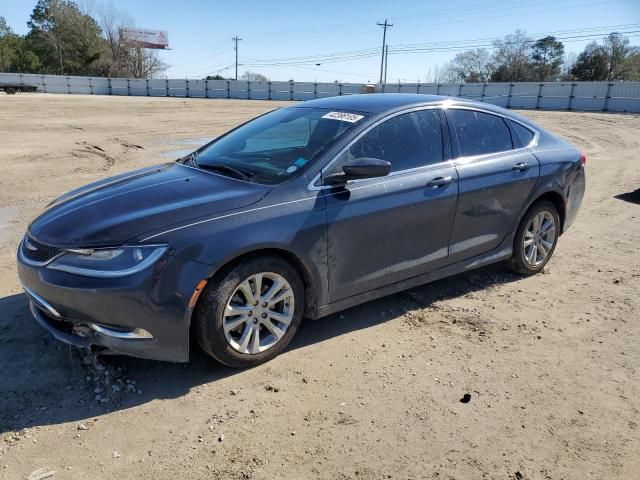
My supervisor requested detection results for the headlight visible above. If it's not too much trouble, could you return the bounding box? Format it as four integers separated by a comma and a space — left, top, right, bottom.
48, 245, 168, 278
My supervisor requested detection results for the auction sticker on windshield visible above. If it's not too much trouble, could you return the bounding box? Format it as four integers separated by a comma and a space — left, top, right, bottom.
322, 111, 365, 123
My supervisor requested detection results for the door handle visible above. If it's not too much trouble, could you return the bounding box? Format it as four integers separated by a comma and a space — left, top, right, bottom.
426, 176, 453, 188
512, 162, 529, 171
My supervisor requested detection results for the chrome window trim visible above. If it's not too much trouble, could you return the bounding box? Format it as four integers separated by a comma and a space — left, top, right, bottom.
140, 104, 542, 241
444, 105, 540, 166
307, 104, 445, 191
339, 159, 457, 188
307, 103, 540, 191
452, 148, 533, 167
506, 117, 538, 149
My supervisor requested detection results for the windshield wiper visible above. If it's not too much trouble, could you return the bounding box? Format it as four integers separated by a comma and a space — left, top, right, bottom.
197, 163, 254, 181
181, 151, 199, 167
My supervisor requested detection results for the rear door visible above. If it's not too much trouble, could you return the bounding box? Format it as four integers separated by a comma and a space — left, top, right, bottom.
321, 108, 459, 302
445, 108, 540, 263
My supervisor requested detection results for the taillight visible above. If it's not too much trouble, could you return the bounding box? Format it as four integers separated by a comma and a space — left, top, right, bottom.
579, 153, 586, 166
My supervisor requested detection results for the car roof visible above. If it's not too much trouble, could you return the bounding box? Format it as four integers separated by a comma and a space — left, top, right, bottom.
292, 93, 540, 129
294, 93, 445, 113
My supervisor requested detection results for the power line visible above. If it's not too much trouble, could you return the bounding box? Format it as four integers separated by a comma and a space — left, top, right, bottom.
390, 29, 640, 54
190, 64, 236, 79
218, 0, 628, 47
185, 23, 640, 79
268, 64, 375, 80
235, 22, 638, 68
237, 47, 380, 64
232, 36, 242, 80
391, 23, 640, 49
178, 49, 233, 76
377, 19, 393, 85
394, 0, 628, 32
237, 25, 640, 68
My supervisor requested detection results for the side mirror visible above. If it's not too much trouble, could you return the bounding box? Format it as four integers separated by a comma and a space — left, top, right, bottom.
323, 158, 391, 186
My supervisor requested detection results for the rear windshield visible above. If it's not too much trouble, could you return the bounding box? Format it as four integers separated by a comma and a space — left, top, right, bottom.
191, 107, 366, 184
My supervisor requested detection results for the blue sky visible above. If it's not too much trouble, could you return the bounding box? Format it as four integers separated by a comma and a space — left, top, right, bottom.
3, 0, 639, 82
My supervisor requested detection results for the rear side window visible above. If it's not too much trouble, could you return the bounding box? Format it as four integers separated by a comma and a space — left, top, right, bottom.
449, 109, 513, 157
509, 120, 535, 147
334, 109, 443, 173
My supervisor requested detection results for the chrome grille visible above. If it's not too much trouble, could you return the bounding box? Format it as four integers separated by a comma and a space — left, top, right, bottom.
21, 236, 62, 264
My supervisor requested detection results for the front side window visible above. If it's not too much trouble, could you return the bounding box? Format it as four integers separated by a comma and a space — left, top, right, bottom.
449, 109, 513, 157
327, 109, 444, 176
193, 107, 365, 184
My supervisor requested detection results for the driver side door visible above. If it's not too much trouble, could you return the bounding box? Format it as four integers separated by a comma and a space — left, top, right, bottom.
322, 108, 459, 303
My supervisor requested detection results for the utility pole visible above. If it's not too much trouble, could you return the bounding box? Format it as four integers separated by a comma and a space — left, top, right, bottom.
232, 35, 242, 80
384, 44, 389, 85
377, 19, 393, 85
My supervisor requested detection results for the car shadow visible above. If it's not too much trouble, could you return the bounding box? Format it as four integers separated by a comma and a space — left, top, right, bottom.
0, 264, 520, 434
614, 188, 640, 205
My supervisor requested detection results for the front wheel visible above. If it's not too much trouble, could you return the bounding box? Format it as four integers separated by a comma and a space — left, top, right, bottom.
194, 256, 304, 367
508, 200, 560, 275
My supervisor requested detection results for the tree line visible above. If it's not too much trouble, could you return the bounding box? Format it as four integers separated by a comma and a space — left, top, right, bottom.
0, 0, 168, 78
442, 30, 640, 83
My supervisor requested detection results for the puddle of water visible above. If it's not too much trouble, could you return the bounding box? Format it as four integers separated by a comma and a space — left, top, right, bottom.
0, 207, 18, 244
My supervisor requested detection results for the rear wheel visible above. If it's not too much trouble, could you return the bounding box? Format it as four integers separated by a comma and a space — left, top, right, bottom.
5, 87, 16, 95
508, 200, 560, 275
194, 256, 304, 367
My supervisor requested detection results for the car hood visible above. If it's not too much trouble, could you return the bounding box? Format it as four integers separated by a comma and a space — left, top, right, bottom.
28, 163, 270, 247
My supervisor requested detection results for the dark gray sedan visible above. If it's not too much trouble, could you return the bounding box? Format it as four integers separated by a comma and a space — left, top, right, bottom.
17, 94, 585, 367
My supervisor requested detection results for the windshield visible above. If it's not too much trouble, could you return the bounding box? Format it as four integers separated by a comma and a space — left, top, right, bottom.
190, 107, 366, 185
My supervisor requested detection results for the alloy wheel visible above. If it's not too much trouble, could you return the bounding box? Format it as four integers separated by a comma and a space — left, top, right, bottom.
523, 211, 556, 267
222, 272, 295, 354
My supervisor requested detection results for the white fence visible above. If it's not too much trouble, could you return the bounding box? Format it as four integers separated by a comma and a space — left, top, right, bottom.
2, 72, 640, 112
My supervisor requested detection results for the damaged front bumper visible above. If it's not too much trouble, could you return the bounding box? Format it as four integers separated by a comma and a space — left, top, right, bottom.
17, 250, 213, 362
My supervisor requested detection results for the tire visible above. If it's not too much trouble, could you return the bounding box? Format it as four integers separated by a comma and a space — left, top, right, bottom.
194, 256, 304, 368
508, 200, 560, 275
5, 87, 16, 95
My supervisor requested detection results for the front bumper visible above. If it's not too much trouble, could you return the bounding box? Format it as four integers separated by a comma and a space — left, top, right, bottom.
17, 245, 213, 362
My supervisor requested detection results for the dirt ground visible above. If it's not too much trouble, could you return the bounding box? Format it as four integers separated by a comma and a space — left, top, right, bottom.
0, 94, 638, 480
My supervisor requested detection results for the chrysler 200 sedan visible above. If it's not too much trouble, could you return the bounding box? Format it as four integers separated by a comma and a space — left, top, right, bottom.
18, 94, 585, 367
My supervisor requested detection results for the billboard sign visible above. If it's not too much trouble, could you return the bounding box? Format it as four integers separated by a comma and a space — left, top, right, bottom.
121, 28, 169, 49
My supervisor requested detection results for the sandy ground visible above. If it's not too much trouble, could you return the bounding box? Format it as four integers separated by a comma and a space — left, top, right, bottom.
0, 94, 639, 480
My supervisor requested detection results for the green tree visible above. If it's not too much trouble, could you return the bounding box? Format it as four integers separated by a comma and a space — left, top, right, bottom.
530, 36, 564, 81
95, 4, 168, 78
571, 34, 640, 81
491, 30, 533, 81
27, 0, 104, 75
11, 37, 41, 72
240, 71, 268, 82
560, 52, 578, 81
571, 42, 608, 80
0, 16, 19, 70
602, 32, 639, 80
623, 51, 640, 80
1, 16, 42, 73
446, 48, 492, 83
